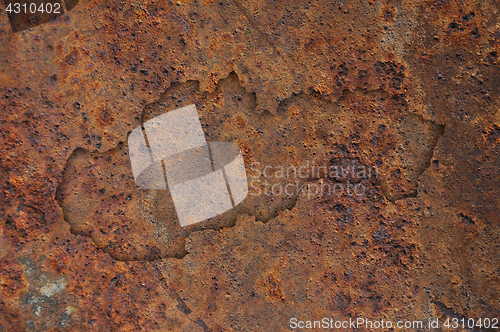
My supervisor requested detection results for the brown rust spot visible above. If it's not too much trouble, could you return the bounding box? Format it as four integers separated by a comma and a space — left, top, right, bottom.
256, 273, 285, 303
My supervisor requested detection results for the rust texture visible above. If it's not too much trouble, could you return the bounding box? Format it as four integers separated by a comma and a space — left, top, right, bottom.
0, 0, 499, 330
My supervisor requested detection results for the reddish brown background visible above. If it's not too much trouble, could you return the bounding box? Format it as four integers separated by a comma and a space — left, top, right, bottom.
0, 0, 499, 330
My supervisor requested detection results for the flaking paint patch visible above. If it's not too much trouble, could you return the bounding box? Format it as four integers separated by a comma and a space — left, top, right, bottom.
40, 278, 67, 297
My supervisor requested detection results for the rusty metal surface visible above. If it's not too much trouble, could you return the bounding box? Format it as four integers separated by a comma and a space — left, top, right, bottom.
0, 0, 499, 330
